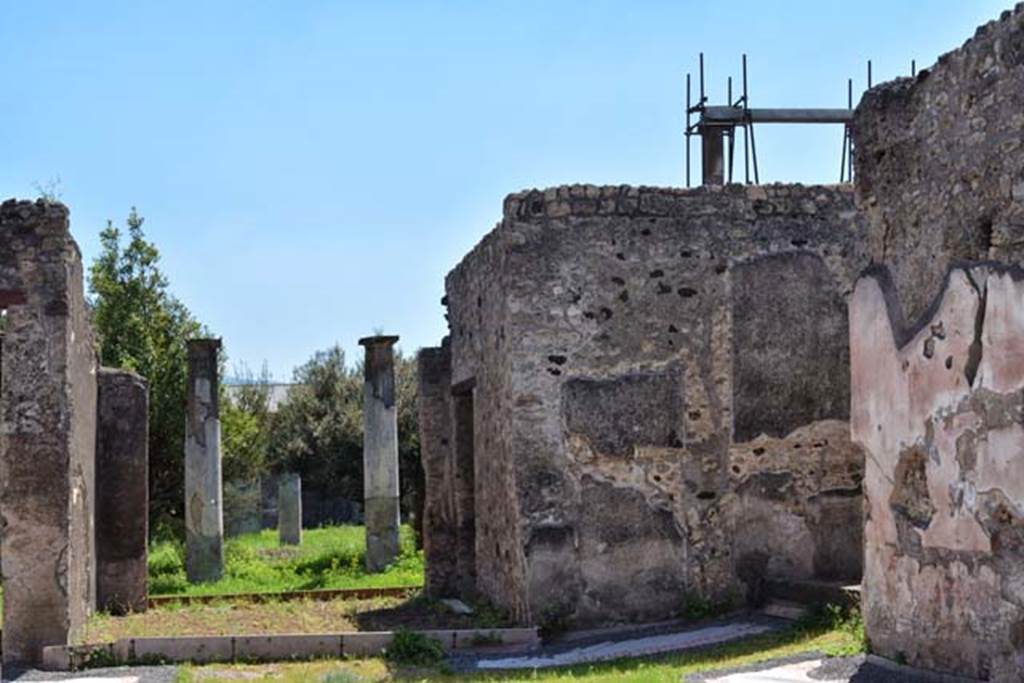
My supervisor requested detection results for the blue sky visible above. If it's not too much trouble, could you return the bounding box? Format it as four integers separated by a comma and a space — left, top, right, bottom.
0, 1, 1009, 379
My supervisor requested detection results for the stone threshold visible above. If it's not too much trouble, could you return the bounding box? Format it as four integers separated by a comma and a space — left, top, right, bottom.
41, 628, 539, 671
146, 585, 418, 608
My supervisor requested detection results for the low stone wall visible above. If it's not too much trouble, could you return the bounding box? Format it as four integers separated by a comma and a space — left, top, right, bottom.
852, 264, 1024, 680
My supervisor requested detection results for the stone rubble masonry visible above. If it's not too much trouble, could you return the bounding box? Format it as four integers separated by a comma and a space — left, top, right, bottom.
185, 338, 225, 583
359, 335, 401, 572
0, 199, 98, 665
422, 182, 869, 625
851, 264, 1024, 681
96, 368, 149, 615
852, 3, 1024, 326
277, 473, 302, 546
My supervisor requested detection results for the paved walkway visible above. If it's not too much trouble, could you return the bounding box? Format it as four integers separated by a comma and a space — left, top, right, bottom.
470, 618, 778, 670
693, 655, 979, 683
1, 666, 177, 683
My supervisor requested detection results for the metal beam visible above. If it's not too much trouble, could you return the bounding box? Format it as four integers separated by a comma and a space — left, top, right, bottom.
702, 106, 853, 125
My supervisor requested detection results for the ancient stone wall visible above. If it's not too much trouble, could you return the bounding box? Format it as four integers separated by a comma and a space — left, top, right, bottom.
852, 4, 1024, 325
445, 224, 531, 620
851, 264, 1024, 680
96, 368, 149, 614
435, 183, 868, 625
0, 199, 98, 664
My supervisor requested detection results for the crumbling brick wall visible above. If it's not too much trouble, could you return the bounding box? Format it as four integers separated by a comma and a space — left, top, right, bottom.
851, 264, 1024, 680
0, 199, 98, 665
853, 3, 1024, 325
424, 183, 869, 625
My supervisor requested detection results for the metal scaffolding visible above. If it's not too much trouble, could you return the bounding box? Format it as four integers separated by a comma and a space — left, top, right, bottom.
684, 54, 899, 186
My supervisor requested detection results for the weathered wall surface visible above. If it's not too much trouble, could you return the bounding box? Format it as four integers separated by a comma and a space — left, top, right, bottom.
852, 264, 1024, 680
853, 4, 1024, 325
0, 199, 97, 665
96, 368, 149, 614
446, 224, 530, 620
441, 183, 869, 625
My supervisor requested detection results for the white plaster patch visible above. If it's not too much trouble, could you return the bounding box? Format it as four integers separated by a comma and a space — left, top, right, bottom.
473, 622, 773, 669
704, 659, 826, 682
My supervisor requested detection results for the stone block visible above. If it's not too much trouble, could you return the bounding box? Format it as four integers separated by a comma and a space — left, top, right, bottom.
234, 634, 342, 661
341, 631, 394, 657
277, 472, 302, 546
127, 635, 234, 664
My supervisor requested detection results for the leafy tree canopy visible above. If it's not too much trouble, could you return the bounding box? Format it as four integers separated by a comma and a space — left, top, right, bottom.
88, 208, 205, 536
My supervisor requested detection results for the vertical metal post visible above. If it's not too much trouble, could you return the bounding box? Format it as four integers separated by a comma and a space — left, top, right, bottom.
911, 59, 916, 77
749, 123, 760, 184
699, 52, 705, 104
840, 129, 848, 182
867, 59, 872, 88
742, 54, 750, 184
743, 54, 759, 183
686, 73, 691, 188
848, 79, 855, 180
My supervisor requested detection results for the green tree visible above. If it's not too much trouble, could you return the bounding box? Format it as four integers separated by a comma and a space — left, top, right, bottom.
88, 208, 205, 537
266, 345, 423, 532
221, 363, 273, 483
268, 345, 363, 498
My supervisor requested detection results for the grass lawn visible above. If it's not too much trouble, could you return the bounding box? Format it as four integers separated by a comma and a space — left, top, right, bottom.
80, 594, 513, 643
177, 611, 866, 682
149, 525, 423, 596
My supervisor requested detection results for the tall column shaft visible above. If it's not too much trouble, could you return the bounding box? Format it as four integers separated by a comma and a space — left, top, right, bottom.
278, 473, 302, 546
96, 368, 149, 614
359, 335, 401, 572
185, 339, 224, 583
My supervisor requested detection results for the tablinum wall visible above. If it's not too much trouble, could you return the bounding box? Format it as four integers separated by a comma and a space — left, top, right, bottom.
421, 183, 869, 624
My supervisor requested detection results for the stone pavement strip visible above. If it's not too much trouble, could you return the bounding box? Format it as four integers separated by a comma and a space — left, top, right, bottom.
472, 620, 775, 670
1, 665, 178, 683
692, 654, 982, 683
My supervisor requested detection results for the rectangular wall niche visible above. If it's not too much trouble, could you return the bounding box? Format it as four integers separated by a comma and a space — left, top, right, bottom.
731, 252, 850, 442
561, 368, 684, 458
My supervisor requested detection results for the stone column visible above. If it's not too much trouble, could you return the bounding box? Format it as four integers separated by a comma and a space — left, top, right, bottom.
96, 368, 149, 614
0, 200, 97, 665
185, 338, 224, 583
359, 335, 401, 572
417, 343, 459, 596
278, 473, 302, 546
